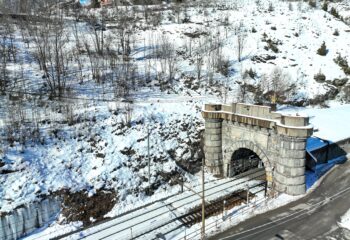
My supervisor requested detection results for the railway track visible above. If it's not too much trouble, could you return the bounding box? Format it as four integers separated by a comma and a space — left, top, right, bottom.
61, 169, 266, 240
156, 182, 267, 240
179, 190, 251, 227
131, 180, 267, 240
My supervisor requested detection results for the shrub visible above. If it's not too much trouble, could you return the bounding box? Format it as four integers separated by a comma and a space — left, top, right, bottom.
330, 7, 340, 18
288, 2, 293, 11
314, 70, 326, 83
268, 2, 274, 12
265, 39, 279, 53
334, 54, 350, 75
308, 0, 316, 8
92, 0, 101, 8
252, 27, 257, 33
334, 54, 348, 68
243, 68, 257, 79
322, 1, 328, 11
333, 29, 339, 36
217, 59, 230, 77
262, 35, 280, 53
262, 32, 268, 39
317, 41, 328, 56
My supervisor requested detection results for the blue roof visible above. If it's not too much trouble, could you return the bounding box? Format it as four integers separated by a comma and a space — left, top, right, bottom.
306, 137, 328, 152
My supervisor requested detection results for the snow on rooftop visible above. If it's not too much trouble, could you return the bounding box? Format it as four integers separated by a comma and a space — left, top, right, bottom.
279, 104, 350, 142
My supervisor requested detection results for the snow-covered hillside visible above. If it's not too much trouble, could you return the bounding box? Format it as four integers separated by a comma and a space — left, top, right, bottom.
0, 100, 206, 213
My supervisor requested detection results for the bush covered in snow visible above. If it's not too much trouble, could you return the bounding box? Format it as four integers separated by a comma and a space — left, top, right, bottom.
317, 41, 328, 56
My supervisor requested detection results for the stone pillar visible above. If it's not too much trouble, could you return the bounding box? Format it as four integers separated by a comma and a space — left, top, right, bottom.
204, 118, 223, 176
274, 136, 307, 195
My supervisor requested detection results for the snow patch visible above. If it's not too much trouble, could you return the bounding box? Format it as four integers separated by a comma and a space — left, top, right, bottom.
339, 209, 350, 231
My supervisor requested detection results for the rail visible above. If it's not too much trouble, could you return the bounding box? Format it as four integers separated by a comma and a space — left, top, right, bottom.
62, 169, 266, 240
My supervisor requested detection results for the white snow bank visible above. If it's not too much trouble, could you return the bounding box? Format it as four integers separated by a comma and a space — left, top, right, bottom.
25, 221, 83, 240
279, 104, 350, 142
339, 209, 350, 231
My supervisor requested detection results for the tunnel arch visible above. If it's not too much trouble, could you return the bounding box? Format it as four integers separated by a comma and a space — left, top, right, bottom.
230, 148, 264, 176
223, 140, 273, 183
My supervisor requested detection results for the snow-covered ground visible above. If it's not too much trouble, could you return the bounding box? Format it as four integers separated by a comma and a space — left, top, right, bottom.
339, 209, 350, 231
21, 168, 263, 240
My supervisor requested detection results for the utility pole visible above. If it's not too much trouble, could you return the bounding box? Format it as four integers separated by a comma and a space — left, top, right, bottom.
180, 176, 184, 193
201, 157, 205, 240
223, 200, 227, 220
246, 184, 250, 206
147, 125, 151, 186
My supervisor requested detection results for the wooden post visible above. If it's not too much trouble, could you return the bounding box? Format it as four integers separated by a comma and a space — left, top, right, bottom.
147, 126, 150, 185
180, 177, 184, 193
223, 200, 226, 220
246, 184, 250, 205
201, 157, 205, 240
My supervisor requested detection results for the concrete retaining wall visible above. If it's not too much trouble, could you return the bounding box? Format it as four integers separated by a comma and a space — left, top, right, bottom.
0, 198, 61, 240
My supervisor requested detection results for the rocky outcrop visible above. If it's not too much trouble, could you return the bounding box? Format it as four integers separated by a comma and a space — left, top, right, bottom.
308, 85, 339, 105
333, 78, 348, 87
61, 190, 117, 227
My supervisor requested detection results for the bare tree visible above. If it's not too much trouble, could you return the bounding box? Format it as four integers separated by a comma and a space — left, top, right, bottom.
0, 25, 9, 94
195, 53, 204, 82
260, 67, 292, 104
0, 16, 15, 94
26, 8, 71, 98
158, 35, 177, 87
86, 13, 105, 56
236, 21, 247, 62
237, 72, 249, 103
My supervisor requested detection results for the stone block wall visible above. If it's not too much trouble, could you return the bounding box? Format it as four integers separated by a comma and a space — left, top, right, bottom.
274, 136, 308, 195
202, 103, 313, 196
204, 118, 223, 176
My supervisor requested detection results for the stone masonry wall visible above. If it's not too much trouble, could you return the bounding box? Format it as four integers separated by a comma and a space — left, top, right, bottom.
202, 103, 313, 196
221, 121, 276, 187
204, 118, 223, 176
274, 135, 308, 195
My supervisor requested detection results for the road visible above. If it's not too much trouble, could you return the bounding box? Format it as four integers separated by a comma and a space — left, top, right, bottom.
211, 159, 350, 240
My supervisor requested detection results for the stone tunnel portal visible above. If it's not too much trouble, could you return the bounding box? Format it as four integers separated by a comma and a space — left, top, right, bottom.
202, 103, 314, 195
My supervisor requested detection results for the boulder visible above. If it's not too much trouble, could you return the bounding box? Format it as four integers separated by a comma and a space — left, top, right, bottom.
333, 78, 348, 87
